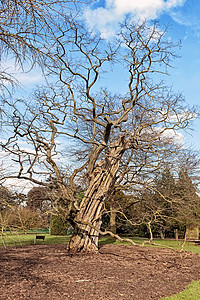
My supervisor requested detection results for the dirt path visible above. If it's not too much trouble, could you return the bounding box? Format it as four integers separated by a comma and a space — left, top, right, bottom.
0, 244, 200, 299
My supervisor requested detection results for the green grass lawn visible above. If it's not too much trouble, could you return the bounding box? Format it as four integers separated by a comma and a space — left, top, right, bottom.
1, 233, 200, 254
161, 281, 200, 300
0, 233, 70, 247
99, 236, 200, 254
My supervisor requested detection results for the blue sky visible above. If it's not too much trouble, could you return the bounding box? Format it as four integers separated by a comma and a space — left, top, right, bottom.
84, 0, 200, 150
4, 0, 200, 150
1, 0, 200, 192
160, 0, 200, 149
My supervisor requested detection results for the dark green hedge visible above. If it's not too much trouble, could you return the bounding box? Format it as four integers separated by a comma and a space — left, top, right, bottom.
50, 215, 68, 236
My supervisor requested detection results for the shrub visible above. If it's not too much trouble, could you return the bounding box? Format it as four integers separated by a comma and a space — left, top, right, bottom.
50, 215, 68, 236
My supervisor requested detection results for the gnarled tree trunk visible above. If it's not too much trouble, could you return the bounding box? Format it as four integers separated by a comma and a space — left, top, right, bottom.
68, 137, 127, 253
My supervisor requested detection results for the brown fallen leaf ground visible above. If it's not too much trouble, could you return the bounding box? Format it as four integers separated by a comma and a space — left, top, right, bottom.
0, 244, 200, 300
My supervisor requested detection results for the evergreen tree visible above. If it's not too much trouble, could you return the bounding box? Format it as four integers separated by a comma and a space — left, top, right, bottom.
175, 168, 200, 228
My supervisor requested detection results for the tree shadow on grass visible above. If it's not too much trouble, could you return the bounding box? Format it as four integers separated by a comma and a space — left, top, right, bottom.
99, 236, 117, 246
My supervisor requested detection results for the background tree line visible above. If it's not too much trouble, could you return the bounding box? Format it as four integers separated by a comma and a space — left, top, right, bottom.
1, 161, 200, 241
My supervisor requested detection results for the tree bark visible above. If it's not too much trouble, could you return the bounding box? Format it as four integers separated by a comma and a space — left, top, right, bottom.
68, 137, 127, 253
110, 206, 117, 235
174, 228, 179, 241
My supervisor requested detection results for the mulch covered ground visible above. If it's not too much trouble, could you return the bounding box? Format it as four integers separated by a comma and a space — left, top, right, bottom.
0, 244, 200, 300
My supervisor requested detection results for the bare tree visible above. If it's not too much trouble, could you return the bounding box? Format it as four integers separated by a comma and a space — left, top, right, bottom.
1, 19, 197, 253
0, 0, 93, 103
9, 206, 46, 234
63, 22, 196, 253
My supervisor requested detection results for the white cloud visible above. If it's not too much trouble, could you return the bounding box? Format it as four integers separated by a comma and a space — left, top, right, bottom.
159, 128, 184, 146
169, 0, 200, 38
1, 60, 44, 87
85, 0, 185, 37
3, 178, 36, 194
140, 125, 185, 146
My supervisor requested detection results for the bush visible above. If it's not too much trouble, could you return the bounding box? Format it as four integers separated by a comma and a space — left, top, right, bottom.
50, 215, 68, 236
